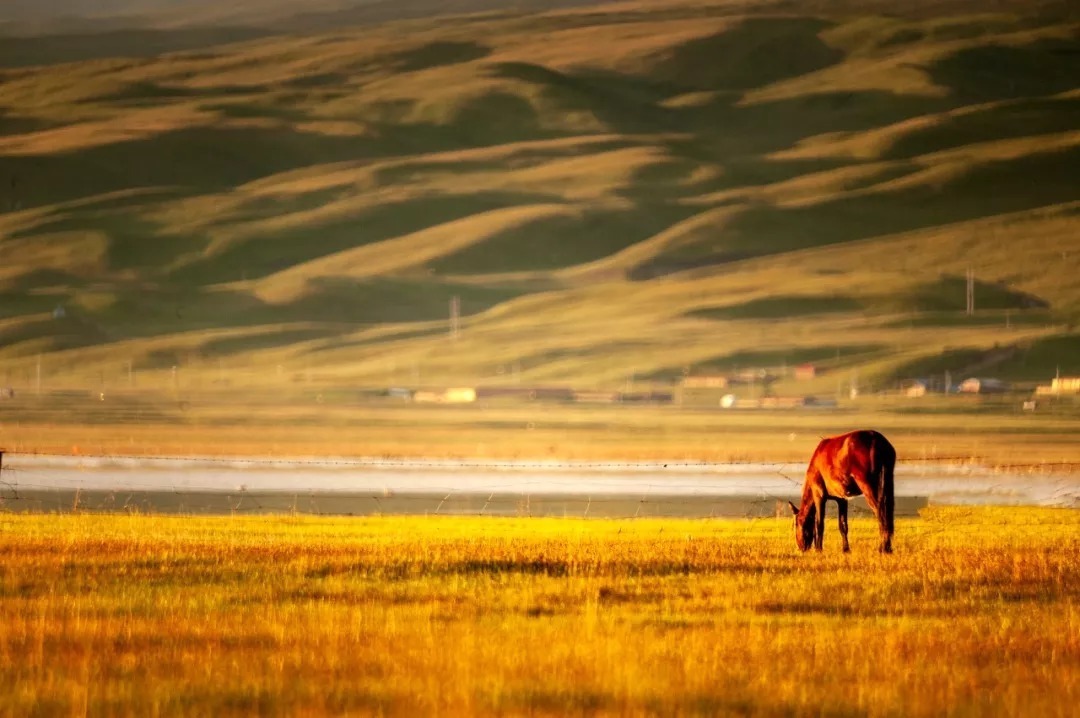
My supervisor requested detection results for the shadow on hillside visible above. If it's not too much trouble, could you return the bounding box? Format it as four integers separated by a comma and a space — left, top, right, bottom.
312, 325, 446, 355
0, 314, 112, 355
274, 0, 607, 34
93, 82, 261, 104
7, 212, 209, 272
883, 96, 1080, 160
427, 203, 695, 275
930, 38, 1080, 103
169, 191, 558, 285
76, 277, 528, 358
0, 111, 47, 136
367, 135, 639, 185
989, 332, 1080, 380
449, 92, 543, 144
487, 20, 950, 172
285, 277, 525, 326
487, 60, 949, 190
2, 125, 436, 210
881, 337, 1080, 385
647, 17, 843, 92
878, 276, 1052, 313
0, 27, 270, 68
388, 41, 491, 73
642, 344, 887, 382
664, 89, 948, 169
633, 143, 1080, 278
6, 101, 577, 210
489, 62, 676, 136
687, 295, 863, 321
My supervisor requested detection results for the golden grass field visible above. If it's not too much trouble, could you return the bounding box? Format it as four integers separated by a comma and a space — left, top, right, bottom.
0, 508, 1077, 716
2, 4, 1078, 716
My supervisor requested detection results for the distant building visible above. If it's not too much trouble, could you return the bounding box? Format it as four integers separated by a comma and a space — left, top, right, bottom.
1051, 377, 1080, 394
412, 388, 477, 403
958, 377, 1009, 394
1035, 376, 1080, 396
682, 375, 728, 389
903, 380, 929, 398
444, 388, 477, 403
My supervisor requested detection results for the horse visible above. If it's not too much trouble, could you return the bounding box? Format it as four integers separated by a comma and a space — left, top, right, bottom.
788, 429, 896, 553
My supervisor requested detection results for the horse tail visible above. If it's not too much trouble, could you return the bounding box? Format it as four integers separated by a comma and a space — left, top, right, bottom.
881, 438, 895, 534
874, 432, 896, 552
872, 436, 883, 504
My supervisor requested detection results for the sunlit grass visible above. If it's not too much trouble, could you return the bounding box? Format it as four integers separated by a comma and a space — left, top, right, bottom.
0, 508, 1076, 715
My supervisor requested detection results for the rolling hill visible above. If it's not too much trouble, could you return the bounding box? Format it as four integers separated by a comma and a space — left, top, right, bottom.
1, 0, 1078, 426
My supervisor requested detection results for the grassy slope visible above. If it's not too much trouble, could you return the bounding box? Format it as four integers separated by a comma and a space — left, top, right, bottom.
0, 0, 1079, 454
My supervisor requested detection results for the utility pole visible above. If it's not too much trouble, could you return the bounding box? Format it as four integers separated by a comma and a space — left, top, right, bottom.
449, 296, 460, 341
966, 267, 975, 316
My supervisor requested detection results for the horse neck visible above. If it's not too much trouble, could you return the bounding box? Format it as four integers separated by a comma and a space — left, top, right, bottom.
797, 482, 817, 522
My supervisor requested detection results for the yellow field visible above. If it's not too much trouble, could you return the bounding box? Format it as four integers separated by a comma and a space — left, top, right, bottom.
0, 509, 1077, 716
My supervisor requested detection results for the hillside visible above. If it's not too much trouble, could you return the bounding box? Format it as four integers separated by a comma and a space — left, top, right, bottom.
1, 0, 1079, 440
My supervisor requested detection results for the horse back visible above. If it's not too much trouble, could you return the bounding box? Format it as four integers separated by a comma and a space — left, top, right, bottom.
810, 430, 895, 485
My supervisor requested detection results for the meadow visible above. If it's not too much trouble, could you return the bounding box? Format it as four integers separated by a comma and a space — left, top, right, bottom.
2, 4, 1078, 715
2, 390, 1080, 467
0, 508, 1077, 716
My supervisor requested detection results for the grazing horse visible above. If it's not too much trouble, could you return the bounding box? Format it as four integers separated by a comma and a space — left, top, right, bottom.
788, 430, 896, 553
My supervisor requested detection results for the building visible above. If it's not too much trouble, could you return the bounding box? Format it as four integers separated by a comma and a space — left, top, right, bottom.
682, 375, 728, 389
1035, 376, 1080, 396
903, 380, 928, 398
1051, 377, 1080, 394
412, 387, 477, 403
958, 377, 1009, 394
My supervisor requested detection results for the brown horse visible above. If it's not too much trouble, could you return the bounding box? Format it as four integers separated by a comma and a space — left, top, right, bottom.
788, 430, 896, 553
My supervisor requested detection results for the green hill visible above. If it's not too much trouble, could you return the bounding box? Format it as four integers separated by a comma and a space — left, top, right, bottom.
1, 0, 1078, 437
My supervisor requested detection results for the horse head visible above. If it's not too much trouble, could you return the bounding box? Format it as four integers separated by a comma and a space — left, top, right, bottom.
789, 501, 814, 552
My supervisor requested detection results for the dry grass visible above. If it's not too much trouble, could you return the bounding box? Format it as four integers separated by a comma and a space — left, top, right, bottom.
0, 508, 1077, 716
2, 406, 1080, 467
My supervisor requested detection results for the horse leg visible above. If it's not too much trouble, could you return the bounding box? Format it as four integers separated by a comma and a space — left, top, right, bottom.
813, 497, 826, 551
880, 464, 895, 554
855, 472, 889, 550
836, 498, 850, 553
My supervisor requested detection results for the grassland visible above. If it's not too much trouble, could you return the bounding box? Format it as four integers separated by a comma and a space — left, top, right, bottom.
0, 508, 1076, 716
1, 0, 1079, 459
4, 395, 1080, 468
